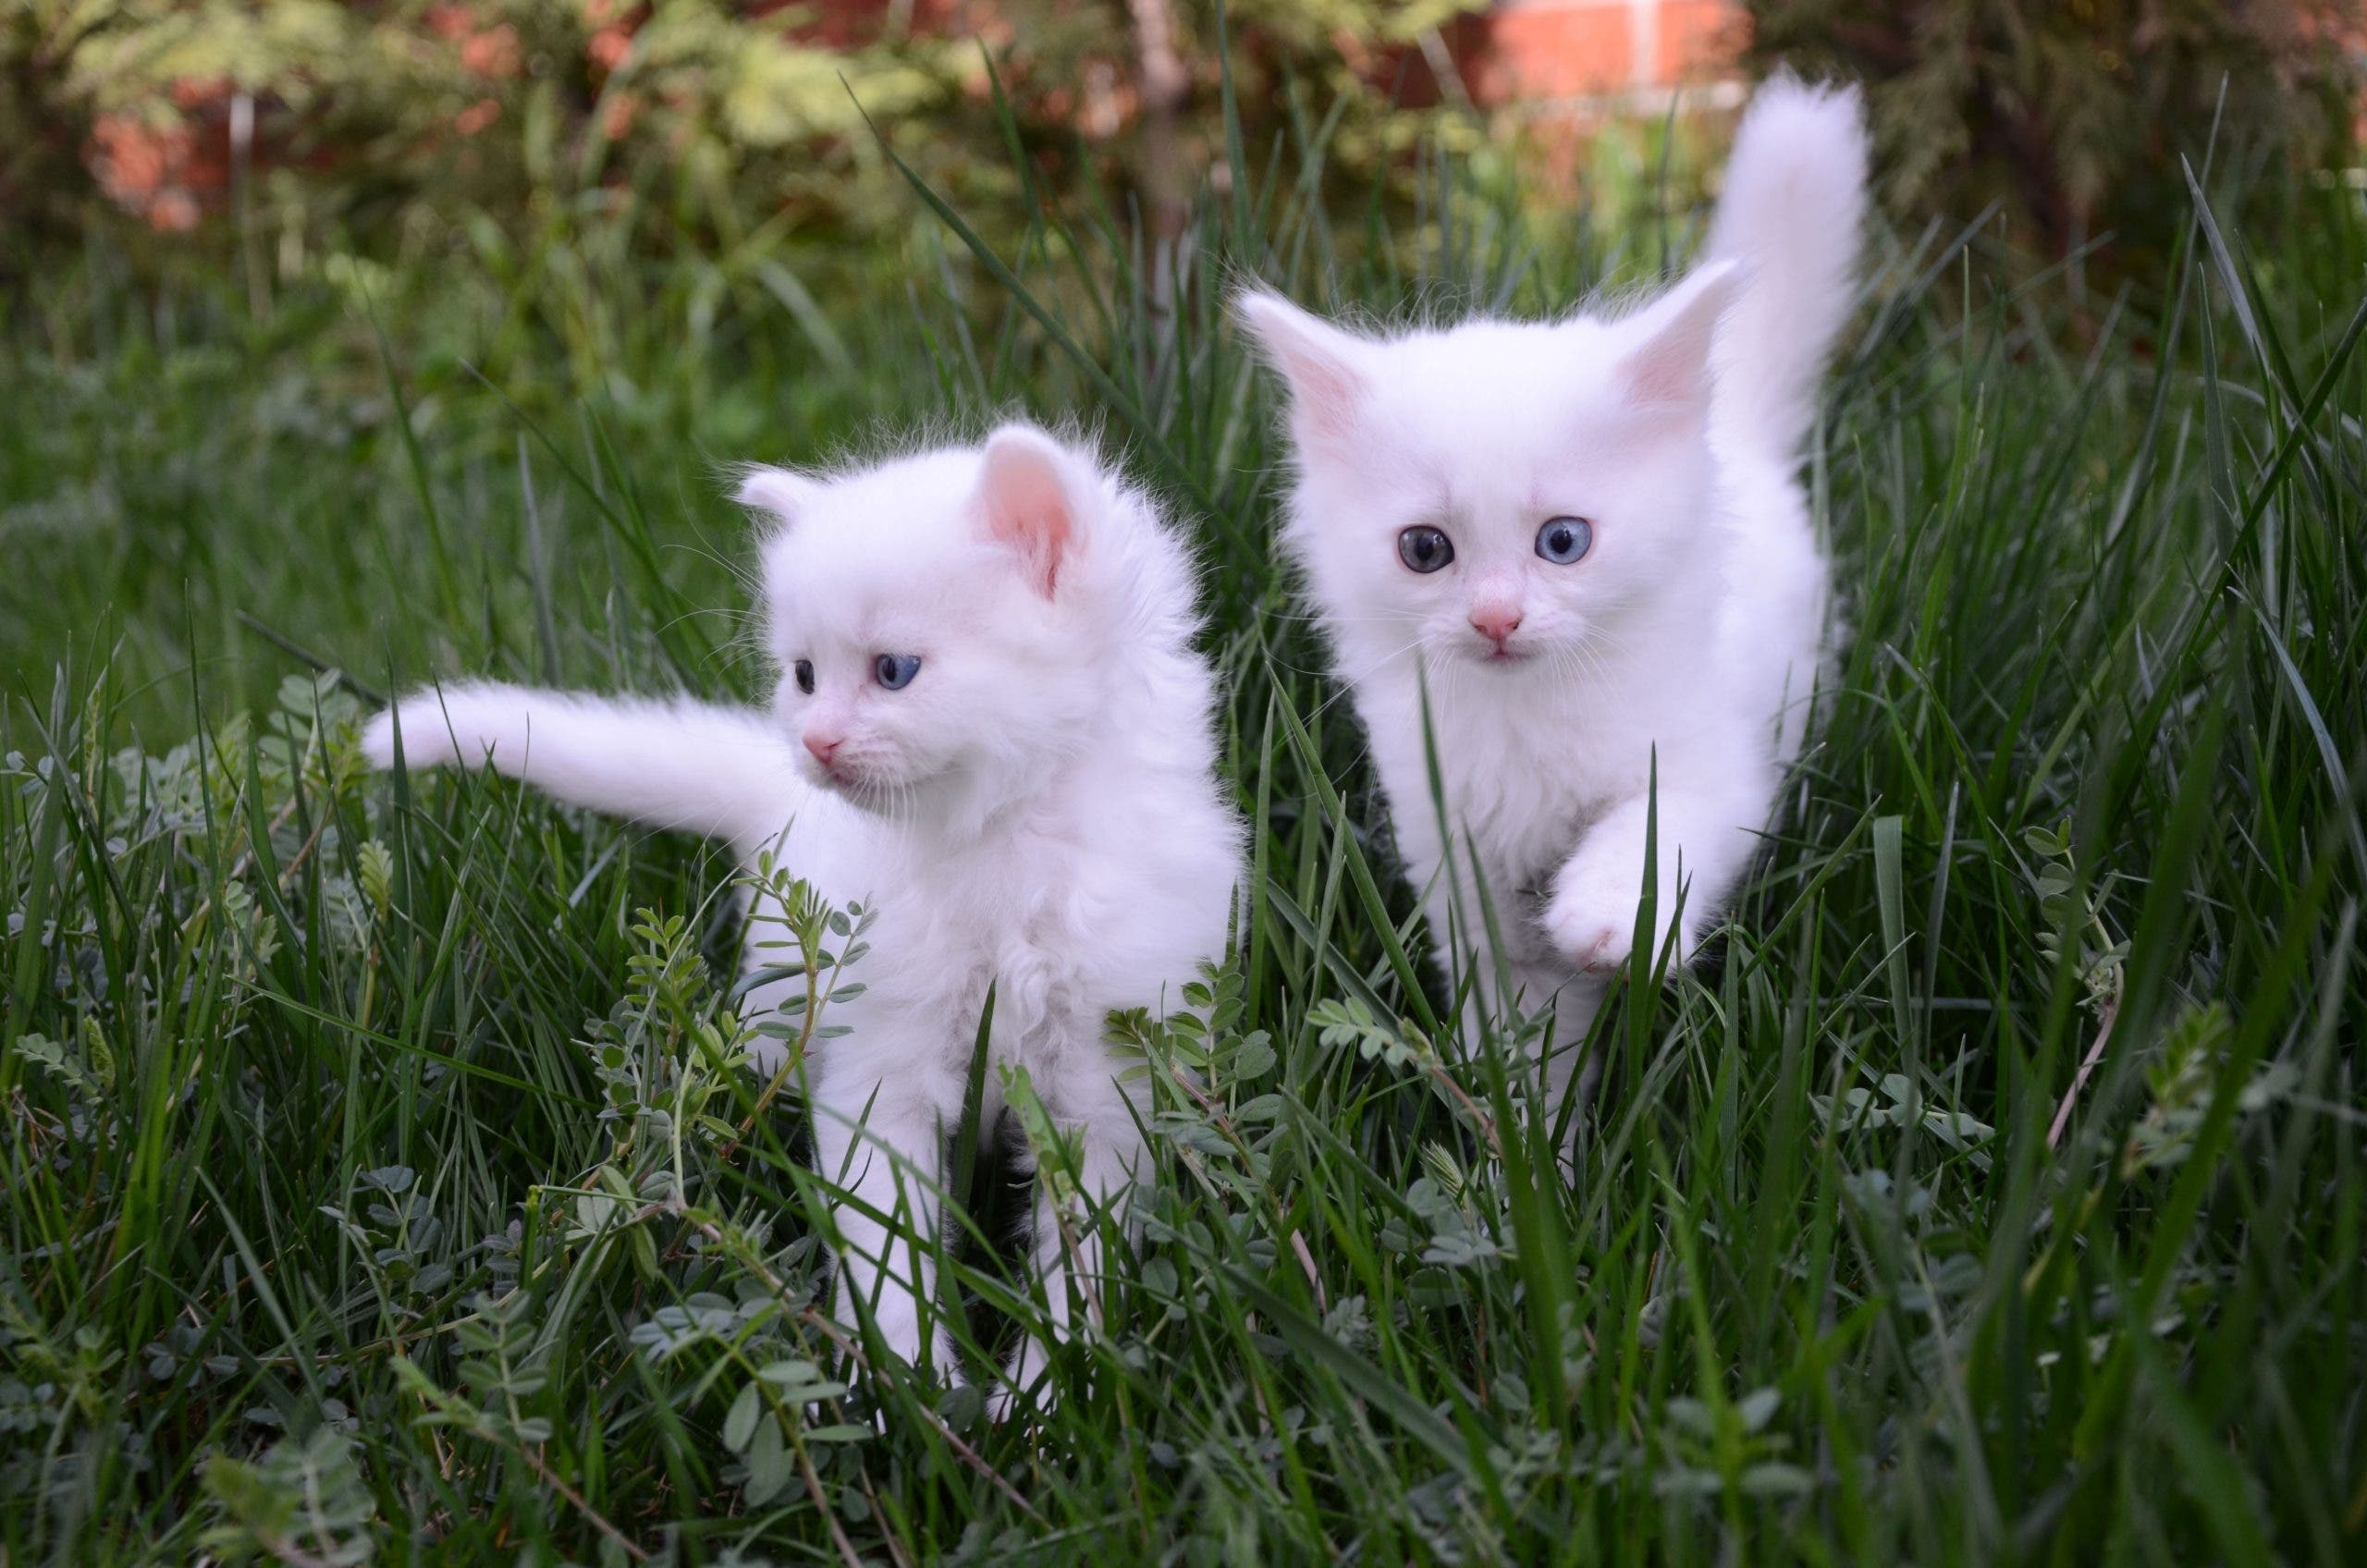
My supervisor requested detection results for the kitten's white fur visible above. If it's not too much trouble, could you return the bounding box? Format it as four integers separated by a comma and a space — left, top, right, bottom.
1239, 77, 1869, 1121
362, 425, 1243, 1406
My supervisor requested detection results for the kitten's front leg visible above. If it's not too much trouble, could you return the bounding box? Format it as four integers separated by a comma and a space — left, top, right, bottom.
810, 1051, 963, 1378
361, 681, 795, 846
1542, 788, 1761, 974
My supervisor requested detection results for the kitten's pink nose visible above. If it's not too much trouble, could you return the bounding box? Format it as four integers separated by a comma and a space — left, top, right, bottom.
803, 731, 842, 766
1470, 605, 1523, 644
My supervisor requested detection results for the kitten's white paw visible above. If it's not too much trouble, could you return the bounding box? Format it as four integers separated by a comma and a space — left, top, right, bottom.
987, 1337, 1049, 1423
1544, 857, 1689, 974
855, 1298, 927, 1372
839, 1292, 967, 1388
1544, 881, 1637, 974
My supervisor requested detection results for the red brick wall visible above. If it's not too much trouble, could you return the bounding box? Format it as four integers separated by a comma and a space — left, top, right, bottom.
1462, 0, 1747, 104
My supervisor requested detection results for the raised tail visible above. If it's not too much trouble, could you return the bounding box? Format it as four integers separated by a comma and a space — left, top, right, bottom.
362, 682, 800, 851
1705, 74, 1870, 462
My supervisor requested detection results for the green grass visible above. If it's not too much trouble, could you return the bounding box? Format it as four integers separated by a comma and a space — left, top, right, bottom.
3, 108, 2364, 1564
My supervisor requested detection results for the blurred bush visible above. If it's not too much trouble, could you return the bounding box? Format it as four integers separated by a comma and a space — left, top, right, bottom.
0, 2, 1483, 288
1742, 0, 2362, 273
4, 4, 964, 273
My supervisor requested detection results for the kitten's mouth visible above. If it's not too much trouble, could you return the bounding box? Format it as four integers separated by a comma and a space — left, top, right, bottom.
808, 759, 877, 796
1476, 643, 1532, 665
822, 773, 887, 810
824, 769, 925, 816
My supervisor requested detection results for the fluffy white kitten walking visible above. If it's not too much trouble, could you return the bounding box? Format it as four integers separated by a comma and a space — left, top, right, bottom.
362, 425, 1242, 1406
1239, 77, 1868, 1120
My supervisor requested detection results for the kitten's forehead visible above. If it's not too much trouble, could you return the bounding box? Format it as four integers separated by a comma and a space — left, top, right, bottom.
1391, 316, 1618, 395
1352, 317, 1629, 481
761, 447, 1000, 641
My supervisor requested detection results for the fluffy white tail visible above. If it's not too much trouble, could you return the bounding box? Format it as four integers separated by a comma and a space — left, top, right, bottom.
1705, 74, 1870, 461
362, 683, 799, 850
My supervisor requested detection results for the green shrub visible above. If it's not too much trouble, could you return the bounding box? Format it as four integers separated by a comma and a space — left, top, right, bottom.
1742, 0, 2361, 275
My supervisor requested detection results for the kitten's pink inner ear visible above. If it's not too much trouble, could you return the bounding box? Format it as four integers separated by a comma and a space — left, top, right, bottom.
976, 429, 1075, 598
1616, 260, 1741, 417
1238, 292, 1368, 448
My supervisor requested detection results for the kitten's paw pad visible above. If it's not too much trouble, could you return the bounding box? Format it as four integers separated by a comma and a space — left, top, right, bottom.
1545, 865, 1694, 974
1543, 875, 1677, 974
1548, 902, 1636, 974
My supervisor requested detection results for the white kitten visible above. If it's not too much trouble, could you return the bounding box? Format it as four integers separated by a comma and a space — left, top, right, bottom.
1239, 78, 1869, 1124
362, 424, 1244, 1407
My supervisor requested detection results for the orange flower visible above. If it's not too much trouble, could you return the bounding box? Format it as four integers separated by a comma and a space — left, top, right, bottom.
460, 22, 522, 79
589, 26, 632, 72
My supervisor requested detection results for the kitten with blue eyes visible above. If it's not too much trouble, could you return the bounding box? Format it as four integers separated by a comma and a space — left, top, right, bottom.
1239, 77, 1869, 1132
362, 423, 1243, 1411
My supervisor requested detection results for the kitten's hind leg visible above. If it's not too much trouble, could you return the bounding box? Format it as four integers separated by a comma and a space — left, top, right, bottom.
811, 1053, 963, 1382
1507, 961, 1607, 1158
991, 1073, 1147, 1420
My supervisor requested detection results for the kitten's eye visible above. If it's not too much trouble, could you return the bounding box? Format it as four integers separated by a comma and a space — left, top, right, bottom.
1535, 516, 1593, 565
1396, 526, 1455, 574
792, 659, 816, 695
874, 654, 922, 691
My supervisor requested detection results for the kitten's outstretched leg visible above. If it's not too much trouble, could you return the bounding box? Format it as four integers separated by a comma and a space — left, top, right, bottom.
1542, 788, 1762, 975
362, 681, 795, 847
991, 1072, 1147, 1420
811, 1054, 963, 1378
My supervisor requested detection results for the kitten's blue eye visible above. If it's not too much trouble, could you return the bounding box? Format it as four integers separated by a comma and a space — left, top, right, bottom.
1536, 517, 1593, 565
1397, 526, 1454, 574
874, 654, 922, 691
792, 659, 815, 694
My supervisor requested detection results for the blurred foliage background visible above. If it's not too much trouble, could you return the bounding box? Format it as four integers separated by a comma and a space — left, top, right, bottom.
0, 0, 2359, 548
1, 3, 1484, 337
3, 2, 2358, 387
2, 0, 2358, 697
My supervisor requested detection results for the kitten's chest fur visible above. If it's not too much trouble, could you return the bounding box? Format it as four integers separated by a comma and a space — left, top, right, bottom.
887, 837, 1104, 1060
1359, 662, 1671, 900
763, 766, 1233, 1076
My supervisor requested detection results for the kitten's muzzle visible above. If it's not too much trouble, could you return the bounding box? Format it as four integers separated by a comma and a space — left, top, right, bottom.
801, 729, 867, 790
1468, 603, 1530, 662
1469, 602, 1523, 648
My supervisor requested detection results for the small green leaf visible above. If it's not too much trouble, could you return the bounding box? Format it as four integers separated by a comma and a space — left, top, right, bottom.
723, 1381, 761, 1453
743, 1413, 790, 1504
804, 1423, 872, 1443
1739, 1462, 1818, 1496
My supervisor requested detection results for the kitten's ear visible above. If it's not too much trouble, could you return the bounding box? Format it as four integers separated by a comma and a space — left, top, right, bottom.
733, 465, 822, 528
1235, 289, 1372, 451
1613, 259, 1742, 423
975, 424, 1084, 598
